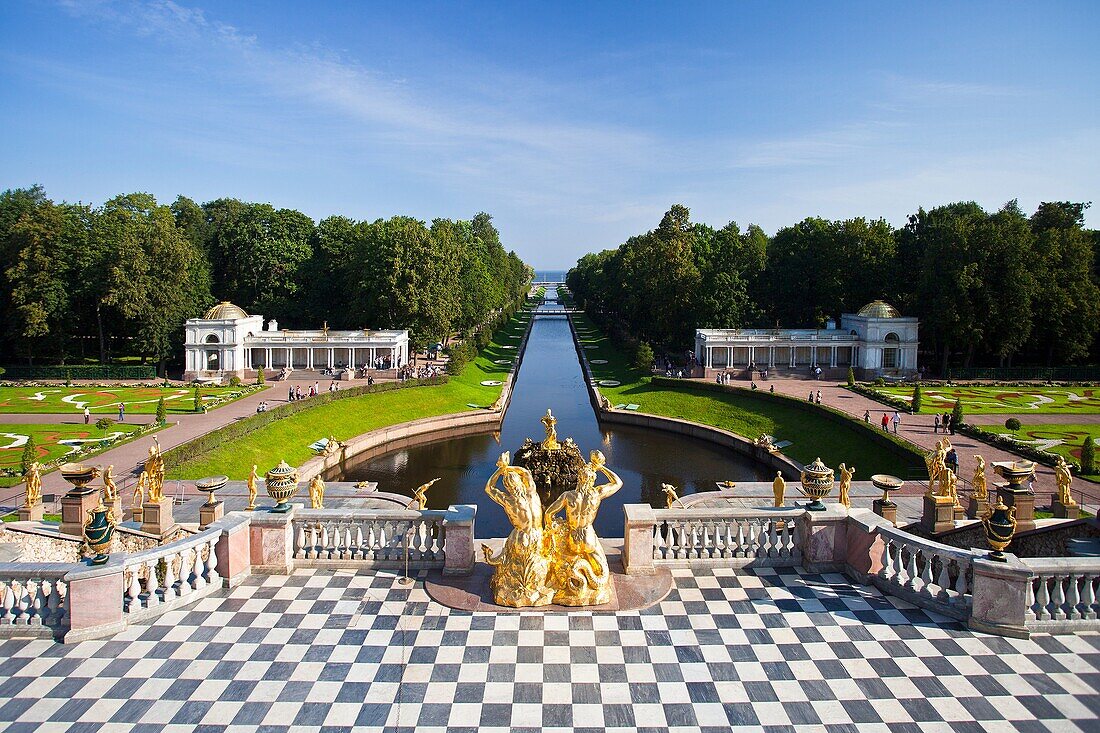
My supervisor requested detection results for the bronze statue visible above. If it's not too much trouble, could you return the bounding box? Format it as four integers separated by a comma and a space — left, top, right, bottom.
102, 464, 117, 502
540, 409, 560, 451
1054, 455, 1076, 507
481, 452, 555, 607
308, 475, 325, 509
925, 440, 947, 496
246, 465, 259, 510
23, 462, 42, 508
408, 477, 440, 510
661, 483, 684, 509
838, 463, 855, 508
543, 450, 622, 606
972, 455, 988, 501
772, 471, 785, 507
133, 471, 147, 512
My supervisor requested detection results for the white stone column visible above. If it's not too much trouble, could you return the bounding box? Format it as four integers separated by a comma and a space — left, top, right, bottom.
748, 345, 755, 367
705, 346, 711, 368
287, 347, 292, 369
831, 346, 837, 368
768, 345, 775, 367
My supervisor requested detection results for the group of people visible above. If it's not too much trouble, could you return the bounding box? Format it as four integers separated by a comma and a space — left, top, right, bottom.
288, 381, 341, 402
933, 412, 956, 435
808, 390, 822, 404
398, 364, 444, 381
864, 409, 903, 434
255, 400, 271, 413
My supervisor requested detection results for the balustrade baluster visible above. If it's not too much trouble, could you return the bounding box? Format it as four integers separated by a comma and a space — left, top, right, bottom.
1066, 574, 1081, 620
296, 525, 306, 559
878, 540, 892, 580
179, 550, 195, 596
1025, 575, 1037, 620
206, 537, 219, 585
46, 580, 63, 626
28, 580, 45, 626
735, 521, 746, 557
904, 547, 918, 589
163, 553, 178, 600
1084, 576, 1097, 620
954, 561, 968, 599
126, 568, 141, 612
1036, 576, 1051, 620
192, 546, 207, 591
321, 525, 331, 558
144, 560, 160, 607
1052, 575, 1067, 620
768, 522, 779, 558
354, 525, 364, 558
1, 582, 13, 624
343, 526, 353, 559
932, 554, 948, 600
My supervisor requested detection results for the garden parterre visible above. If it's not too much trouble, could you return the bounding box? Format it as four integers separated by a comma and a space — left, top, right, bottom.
873, 385, 1100, 414
0, 385, 263, 415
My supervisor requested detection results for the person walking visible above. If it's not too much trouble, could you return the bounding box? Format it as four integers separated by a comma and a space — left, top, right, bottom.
863, 410, 870, 423
892, 411, 901, 434
933, 414, 940, 434
117, 403, 125, 422
815, 390, 822, 404
84, 407, 90, 425
880, 412, 890, 431
943, 412, 952, 435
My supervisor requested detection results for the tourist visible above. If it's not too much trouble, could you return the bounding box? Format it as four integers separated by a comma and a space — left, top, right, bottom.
946, 445, 959, 475
751, 382, 757, 390
933, 414, 940, 433
769, 385, 774, 393
84, 407, 90, 425
118, 403, 125, 422
943, 412, 952, 434
815, 390, 822, 404
863, 409, 870, 423
367, 375, 374, 386
288, 385, 295, 402
881, 413, 889, 431
892, 411, 901, 434
715, 375, 722, 384
808, 391, 814, 402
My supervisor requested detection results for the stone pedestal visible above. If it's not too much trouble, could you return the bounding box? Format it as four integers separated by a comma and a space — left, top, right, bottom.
922, 494, 956, 535
199, 501, 224, 530
623, 504, 656, 575
131, 506, 144, 524
443, 504, 477, 576
872, 499, 897, 526
214, 514, 252, 587
968, 554, 1032, 639
997, 487, 1036, 533
140, 499, 174, 536
1052, 499, 1080, 520
967, 495, 987, 520
60, 491, 101, 538
795, 504, 848, 573
250, 506, 297, 574
953, 503, 966, 521
17, 504, 43, 522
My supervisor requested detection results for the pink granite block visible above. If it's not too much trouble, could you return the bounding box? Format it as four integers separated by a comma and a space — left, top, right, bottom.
66, 564, 125, 639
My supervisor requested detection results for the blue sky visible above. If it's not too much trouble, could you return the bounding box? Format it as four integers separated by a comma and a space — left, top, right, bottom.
2, 1, 1098, 267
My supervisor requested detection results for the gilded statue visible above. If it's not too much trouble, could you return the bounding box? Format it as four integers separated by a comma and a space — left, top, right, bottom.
489, 393, 506, 411
972, 455, 988, 501
133, 471, 147, 511
246, 465, 259, 510
661, 483, 684, 509
408, 477, 441, 510
102, 464, 117, 502
145, 439, 165, 503
925, 440, 947, 496
543, 450, 622, 606
482, 452, 555, 607
308, 475, 325, 509
838, 463, 855, 508
1054, 455, 1076, 507
23, 462, 42, 508
772, 471, 785, 507
938, 467, 959, 505
540, 409, 560, 451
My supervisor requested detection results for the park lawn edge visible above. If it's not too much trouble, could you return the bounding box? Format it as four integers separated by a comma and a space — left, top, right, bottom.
0, 384, 269, 415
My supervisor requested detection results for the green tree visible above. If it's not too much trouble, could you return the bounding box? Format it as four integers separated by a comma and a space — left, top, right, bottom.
1082, 436, 1096, 474
633, 342, 655, 372
95, 417, 115, 434
194, 385, 202, 412
951, 398, 965, 428
257, 367, 265, 385
20, 436, 36, 473
912, 384, 922, 413
1004, 417, 1021, 433
155, 397, 167, 424
846, 367, 855, 387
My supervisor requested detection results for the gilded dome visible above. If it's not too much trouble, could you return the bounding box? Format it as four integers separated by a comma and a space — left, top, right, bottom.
203, 301, 249, 320
856, 300, 900, 319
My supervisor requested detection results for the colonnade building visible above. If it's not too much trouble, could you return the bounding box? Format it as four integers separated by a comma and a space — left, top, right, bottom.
694, 300, 918, 378
183, 302, 410, 382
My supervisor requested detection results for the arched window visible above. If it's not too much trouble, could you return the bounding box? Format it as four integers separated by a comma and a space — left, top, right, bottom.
883, 332, 900, 369
205, 334, 220, 344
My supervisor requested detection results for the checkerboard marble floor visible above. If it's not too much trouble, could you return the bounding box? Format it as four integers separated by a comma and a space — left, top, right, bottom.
1, 566, 1098, 732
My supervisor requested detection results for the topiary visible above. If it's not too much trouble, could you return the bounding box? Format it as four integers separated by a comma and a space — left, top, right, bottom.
193, 385, 202, 412
1082, 436, 1095, 474
256, 368, 265, 386
911, 384, 922, 413
951, 398, 965, 428
95, 417, 115, 434
846, 367, 855, 387
20, 437, 36, 474
1004, 417, 1021, 433
229, 375, 242, 387
155, 396, 167, 424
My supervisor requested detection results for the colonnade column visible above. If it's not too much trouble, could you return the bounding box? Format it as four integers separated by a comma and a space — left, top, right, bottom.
287, 347, 292, 370
830, 346, 838, 368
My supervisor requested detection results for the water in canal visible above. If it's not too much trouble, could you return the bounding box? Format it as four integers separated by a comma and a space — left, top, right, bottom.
339, 289, 770, 537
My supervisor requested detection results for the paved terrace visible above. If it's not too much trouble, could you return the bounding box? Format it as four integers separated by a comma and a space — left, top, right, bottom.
1, 565, 1097, 732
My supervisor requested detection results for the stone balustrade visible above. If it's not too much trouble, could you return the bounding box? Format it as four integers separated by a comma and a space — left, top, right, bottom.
645, 507, 803, 567
873, 524, 976, 621
0, 565, 70, 637
1023, 558, 1100, 632
292, 509, 448, 567
122, 527, 222, 622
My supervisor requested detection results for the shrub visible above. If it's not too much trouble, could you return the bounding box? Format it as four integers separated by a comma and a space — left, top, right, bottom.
911, 384, 922, 413
873, 377, 886, 387
155, 397, 167, 424
0, 365, 156, 380
257, 368, 265, 385
229, 375, 242, 387
193, 386, 202, 412
20, 437, 36, 473
1004, 417, 1022, 433
633, 342, 654, 373
846, 367, 855, 387
65, 370, 72, 387
95, 417, 115, 434
951, 398, 965, 428
1083, 436, 1096, 474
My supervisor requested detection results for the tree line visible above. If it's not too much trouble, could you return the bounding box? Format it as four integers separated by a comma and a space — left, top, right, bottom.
0, 185, 531, 374
567, 201, 1100, 373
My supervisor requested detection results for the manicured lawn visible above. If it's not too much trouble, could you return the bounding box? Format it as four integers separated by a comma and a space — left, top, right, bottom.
980, 423, 1100, 479
0, 422, 145, 487
573, 313, 924, 478
872, 385, 1100, 414
167, 310, 534, 480
0, 385, 264, 415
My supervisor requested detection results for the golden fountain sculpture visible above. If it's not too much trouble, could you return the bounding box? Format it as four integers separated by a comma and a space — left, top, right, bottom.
482, 441, 623, 608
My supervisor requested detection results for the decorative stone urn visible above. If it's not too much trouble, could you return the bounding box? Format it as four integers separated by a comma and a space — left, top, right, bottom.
60, 463, 98, 496
871, 474, 903, 525
982, 498, 1017, 562
265, 461, 299, 513
799, 457, 834, 511
196, 475, 228, 506
82, 500, 116, 566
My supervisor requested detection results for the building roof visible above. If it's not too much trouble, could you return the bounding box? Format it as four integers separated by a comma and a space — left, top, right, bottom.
856, 300, 901, 318
203, 301, 250, 320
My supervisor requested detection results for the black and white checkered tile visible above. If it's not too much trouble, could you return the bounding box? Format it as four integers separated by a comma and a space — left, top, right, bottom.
0, 566, 1098, 732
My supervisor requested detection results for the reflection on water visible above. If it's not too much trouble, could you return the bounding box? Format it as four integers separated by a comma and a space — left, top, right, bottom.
339, 289, 770, 537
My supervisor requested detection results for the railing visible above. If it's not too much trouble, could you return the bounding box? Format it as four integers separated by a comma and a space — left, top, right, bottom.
1023, 559, 1100, 632
123, 528, 221, 620
291, 509, 447, 568
875, 525, 976, 620
649, 508, 804, 567
0, 565, 71, 636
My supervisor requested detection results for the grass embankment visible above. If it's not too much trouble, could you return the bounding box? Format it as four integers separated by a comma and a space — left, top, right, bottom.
572, 313, 924, 478
872, 385, 1100, 415
0, 385, 264, 414
167, 309, 534, 480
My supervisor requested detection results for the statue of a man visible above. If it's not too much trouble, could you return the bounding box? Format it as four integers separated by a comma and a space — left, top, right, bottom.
925, 440, 946, 495
102, 464, 117, 502
540, 409, 560, 451
246, 465, 259, 510
972, 455, 988, 501
939, 468, 959, 505
661, 483, 683, 509
772, 471, 786, 508
1054, 455, 1076, 507
308, 475, 325, 509
133, 471, 147, 511
24, 462, 42, 508
407, 477, 440, 510
838, 463, 855, 508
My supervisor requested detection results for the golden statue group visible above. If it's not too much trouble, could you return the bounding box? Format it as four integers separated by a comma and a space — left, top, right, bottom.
482, 414, 622, 607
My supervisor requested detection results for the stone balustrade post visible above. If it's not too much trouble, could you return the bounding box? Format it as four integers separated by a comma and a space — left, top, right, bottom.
969, 553, 1032, 639
443, 505, 476, 576
64, 556, 126, 643
844, 509, 892, 583
623, 504, 656, 575
213, 514, 252, 587
249, 505, 297, 575
796, 504, 849, 573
